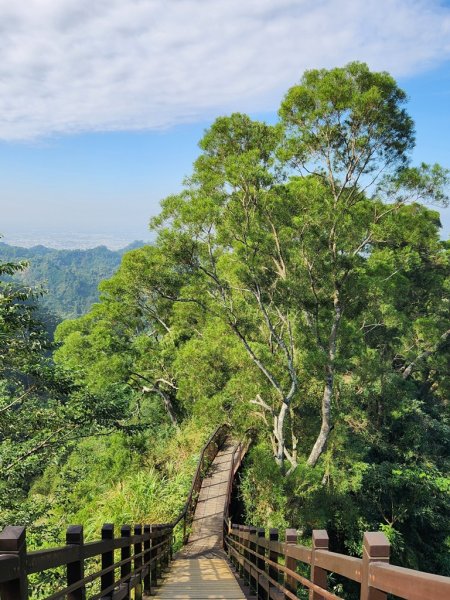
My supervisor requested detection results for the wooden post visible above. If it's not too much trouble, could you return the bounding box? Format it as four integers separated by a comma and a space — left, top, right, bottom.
249, 526, 257, 593
158, 527, 164, 576
0, 526, 28, 600
238, 525, 244, 579
285, 528, 297, 599
168, 526, 174, 562
360, 532, 390, 600
241, 526, 248, 586
183, 514, 187, 545
155, 525, 163, 579
101, 524, 114, 597
150, 525, 158, 588
230, 524, 238, 569
268, 528, 279, 593
164, 527, 172, 569
256, 528, 267, 600
161, 525, 166, 573
120, 525, 131, 600
143, 525, 151, 595
310, 530, 329, 600
66, 525, 85, 600
134, 525, 143, 600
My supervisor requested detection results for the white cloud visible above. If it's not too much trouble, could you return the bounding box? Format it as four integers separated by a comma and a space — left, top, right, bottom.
0, 0, 449, 140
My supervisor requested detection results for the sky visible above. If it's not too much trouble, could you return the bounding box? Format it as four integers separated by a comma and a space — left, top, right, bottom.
0, 0, 449, 246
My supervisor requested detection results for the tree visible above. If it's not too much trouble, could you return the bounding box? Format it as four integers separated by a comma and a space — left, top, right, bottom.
55, 62, 449, 476
0, 254, 127, 527
150, 63, 448, 469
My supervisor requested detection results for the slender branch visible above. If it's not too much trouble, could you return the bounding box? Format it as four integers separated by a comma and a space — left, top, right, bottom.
402, 329, 450, 380
0, 386, 36, 414
4, 425, 69, 472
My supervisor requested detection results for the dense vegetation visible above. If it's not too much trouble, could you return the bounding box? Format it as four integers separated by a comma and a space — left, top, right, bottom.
1, 63, 449, 590
0, 241, 143, 323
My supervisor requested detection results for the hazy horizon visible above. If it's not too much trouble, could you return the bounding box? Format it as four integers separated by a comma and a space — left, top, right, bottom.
0, 229, 153, 251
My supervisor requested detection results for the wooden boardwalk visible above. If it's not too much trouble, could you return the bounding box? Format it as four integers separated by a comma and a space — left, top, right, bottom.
151, 440, 247, 599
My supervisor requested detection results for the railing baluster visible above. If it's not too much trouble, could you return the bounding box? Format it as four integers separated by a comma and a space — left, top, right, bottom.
0, 526, 28, 600
161, 527, 168, 570
120, 525, 131, 600
257, 528, 267, 600
229, 524, 238, 571
360, 532, 390, 600
310, 529, 329, 600
156, 525, 163, 576
243, 525, 251, 588
134, 525, 143, 600
101, 523, 114, 597
285, 528, 297, 599
238, 525, 245, 580
66, 525, 85, 600
143, 524, 151, 596
249, 526, 257, 594
150, 525, 158, 588
268, 528, 279, 595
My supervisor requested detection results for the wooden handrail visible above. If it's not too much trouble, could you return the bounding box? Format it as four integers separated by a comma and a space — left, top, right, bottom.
224, 525, 450, 600
0, 423, 230, 599
171, 423, 229, 537
222, 450, 450, 600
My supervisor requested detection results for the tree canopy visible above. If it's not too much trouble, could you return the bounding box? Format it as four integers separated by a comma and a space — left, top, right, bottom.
8, 62, 450, 577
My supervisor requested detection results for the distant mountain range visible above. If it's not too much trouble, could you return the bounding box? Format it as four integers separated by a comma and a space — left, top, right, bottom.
0, 241, 145, 327
2, 232, 152, 250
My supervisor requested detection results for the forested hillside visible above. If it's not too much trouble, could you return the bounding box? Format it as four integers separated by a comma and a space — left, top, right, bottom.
1, 63, 449, 592
0, 241, 143, 322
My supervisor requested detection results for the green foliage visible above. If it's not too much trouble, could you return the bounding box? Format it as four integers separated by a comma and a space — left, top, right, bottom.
0, 241, 143, 324
238, 443, 289, 530
0, 253, 133, 536
3, 63, 448, 582
26, 418, 210, 546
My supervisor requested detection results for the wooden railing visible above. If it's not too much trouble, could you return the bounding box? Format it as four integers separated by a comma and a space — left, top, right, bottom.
173, 423, 229, 543
221, 428, 450, 600
222, 432, 253, 545
224, 525, 450, 600
0, 423, 229, 599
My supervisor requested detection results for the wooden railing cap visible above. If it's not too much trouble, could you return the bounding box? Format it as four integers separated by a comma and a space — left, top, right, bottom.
0, 526, 26, 551
285, 528, 297, 543
312, 529, 329, 547
363, 532, 390, 558
66, 525, 83, 544
102, 523, 114, 538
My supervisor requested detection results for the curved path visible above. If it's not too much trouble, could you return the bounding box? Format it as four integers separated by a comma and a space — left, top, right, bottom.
151, 439, 246, 599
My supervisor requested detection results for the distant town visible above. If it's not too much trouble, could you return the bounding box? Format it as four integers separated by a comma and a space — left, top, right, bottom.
2, 230, 152, 251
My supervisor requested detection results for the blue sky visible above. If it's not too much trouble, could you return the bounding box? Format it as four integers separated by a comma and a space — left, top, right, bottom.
1, 0, 449, 244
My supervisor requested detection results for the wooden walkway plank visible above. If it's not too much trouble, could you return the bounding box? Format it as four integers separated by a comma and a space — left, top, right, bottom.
148, 440, 247, 600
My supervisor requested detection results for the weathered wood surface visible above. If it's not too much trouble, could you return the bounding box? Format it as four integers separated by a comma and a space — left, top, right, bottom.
152, 558, 246, 599
180, 440, 237, 558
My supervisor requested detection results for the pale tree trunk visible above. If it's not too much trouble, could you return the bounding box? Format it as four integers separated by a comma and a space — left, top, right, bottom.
157, 389, 179, 428
307, 365, 333, 466
254, 397, 298, 473
138, 377, 179, 428
275, 402, 288, 467
307, 291, 341, 467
